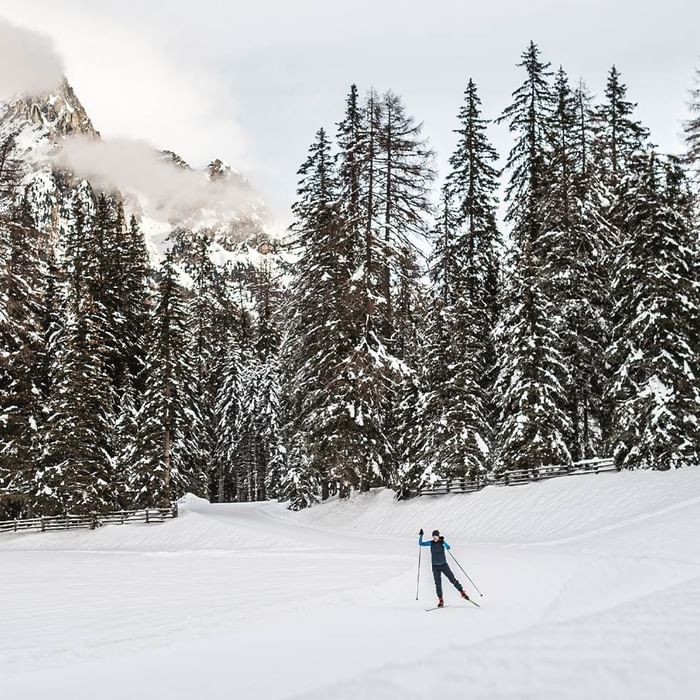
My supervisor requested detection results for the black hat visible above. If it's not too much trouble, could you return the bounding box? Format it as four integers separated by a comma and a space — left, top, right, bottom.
432, 529, 440, 536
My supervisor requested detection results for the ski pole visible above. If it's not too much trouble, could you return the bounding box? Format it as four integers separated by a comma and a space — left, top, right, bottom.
448, 550, 484, 597
415, 539, 422, 600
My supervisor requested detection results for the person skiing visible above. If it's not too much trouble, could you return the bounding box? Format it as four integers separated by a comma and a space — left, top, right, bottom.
418, 528, 470, 607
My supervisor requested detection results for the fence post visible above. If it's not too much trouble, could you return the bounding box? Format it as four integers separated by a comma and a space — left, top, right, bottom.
41, 516, 45, 532
145, 509, 150, 524
172, 502, 179, 518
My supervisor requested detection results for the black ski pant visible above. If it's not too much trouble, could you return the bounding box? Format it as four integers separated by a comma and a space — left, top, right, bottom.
432, 563, 464, 598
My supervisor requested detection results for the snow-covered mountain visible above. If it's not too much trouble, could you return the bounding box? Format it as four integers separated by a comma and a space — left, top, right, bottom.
0, 78, 273, 264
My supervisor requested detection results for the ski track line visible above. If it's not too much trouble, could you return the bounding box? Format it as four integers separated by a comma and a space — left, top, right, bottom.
286, 572, 700, 700
525, 493, 700, 548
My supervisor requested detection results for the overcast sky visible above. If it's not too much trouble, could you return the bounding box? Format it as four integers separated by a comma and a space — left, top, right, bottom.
1, 0, 698, 227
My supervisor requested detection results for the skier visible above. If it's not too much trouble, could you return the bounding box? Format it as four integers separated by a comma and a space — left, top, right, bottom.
418, 528, 470, 607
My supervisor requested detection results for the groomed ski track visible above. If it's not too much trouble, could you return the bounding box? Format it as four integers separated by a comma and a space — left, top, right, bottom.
2, 468, 700, 699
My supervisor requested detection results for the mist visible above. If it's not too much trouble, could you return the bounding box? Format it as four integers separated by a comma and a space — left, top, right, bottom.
0, 18, 64, 100
53, 135, 262, 224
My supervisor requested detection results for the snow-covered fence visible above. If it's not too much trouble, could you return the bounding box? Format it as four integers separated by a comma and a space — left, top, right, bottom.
0, 504, 178, 535
418, 457, 617, 496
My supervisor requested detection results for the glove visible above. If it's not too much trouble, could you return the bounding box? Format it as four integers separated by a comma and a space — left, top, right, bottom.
419, 528, 424, 536
439, 536, 444, 542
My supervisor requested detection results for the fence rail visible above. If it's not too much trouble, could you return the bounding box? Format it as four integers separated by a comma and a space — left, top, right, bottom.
0, 504, 178, 535
418, 457, 617, 496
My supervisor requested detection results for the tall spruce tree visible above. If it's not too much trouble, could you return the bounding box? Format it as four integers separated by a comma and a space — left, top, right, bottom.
281, 128, 342, 506
121, 214, 151, 389
593, 66, 650, 194
493, 241, 572, 473
541, 70, 609, 459
0, 198, 46, 517
403, 80, 499, 491
227, 255, 284, 502
130, 250, 205, 506
606, 153, 700, 469
494, 42, 572, 473
32, 197, 114, 516
336, 84, 365, 274
684, 67, 700, 175
497, 41, 554, 253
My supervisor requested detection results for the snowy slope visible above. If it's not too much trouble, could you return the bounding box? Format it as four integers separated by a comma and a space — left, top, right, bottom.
1, 470, 700, 700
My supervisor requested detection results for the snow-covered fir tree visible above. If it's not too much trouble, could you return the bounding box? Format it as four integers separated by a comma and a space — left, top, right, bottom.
401, 79, 500, 492
225, 255, 285, 502
496, 41, 554, 253
32, 197, 115, 516
281, 127, 342, 505
593, 66, 650, 195
541, 69, 610, 459
685, 67, 700, 176
0, 202, 47, 517
129, 250, 206, 507
494, 42, 572, 473
605, 153, 700, 470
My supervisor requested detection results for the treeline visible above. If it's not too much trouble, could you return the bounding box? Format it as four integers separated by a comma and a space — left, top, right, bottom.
280, 42, 700, 507
0, 164, 283, 518
1, 41, 699, 517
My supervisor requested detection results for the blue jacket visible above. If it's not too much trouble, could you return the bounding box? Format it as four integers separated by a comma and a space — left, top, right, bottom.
419, 534, 450, 566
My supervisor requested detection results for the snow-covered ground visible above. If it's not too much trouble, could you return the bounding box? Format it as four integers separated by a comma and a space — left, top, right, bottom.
2, 469, 700, 699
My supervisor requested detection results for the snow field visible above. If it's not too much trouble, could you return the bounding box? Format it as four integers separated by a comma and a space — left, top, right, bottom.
1, 469, 700, 699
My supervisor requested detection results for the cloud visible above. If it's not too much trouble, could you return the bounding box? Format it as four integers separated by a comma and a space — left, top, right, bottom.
0, 18, 64, 100
0, 1, 249, 171
0, 10, 268, 230
52, 135, 262, 225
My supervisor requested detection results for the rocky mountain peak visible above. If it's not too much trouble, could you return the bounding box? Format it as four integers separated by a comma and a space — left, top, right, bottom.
7, 77, 98, 141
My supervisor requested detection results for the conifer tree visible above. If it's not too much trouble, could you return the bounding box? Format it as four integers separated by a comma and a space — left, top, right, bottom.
281, 128, 343, 505
497, 41, 554, 253
593, 66, 650, 194
213, 342, 247, 503
493, 242, 572, 473
375, 90, 435, 352
542, 70, 609, 459
223, 255, 284, 503
494, 42, 572, 473
0, 203, 46, 515
335, 84, 365, 274
403, 80, 500, 491
282, 125, 392, 502
121, 214, 151, 389
130, 251, 205, 506
445, 78, 502, 328
111, 375, 139, 507
606, 153, 700, 469
333, 91, 397, 492
684, 67, 700, 175
32, 198, 114, 516
181, 232, 220, 492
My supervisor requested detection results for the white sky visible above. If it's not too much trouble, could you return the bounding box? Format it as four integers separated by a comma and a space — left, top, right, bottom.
1, 0, 698, 227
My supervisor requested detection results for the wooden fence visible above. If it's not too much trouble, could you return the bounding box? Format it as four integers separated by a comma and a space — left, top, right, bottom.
0, 504, 178, 535
418, 457, 618, 496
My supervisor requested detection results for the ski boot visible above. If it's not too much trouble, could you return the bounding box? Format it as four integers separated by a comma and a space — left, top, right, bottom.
460, 590, 470, 601
437, 597, 444, 608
